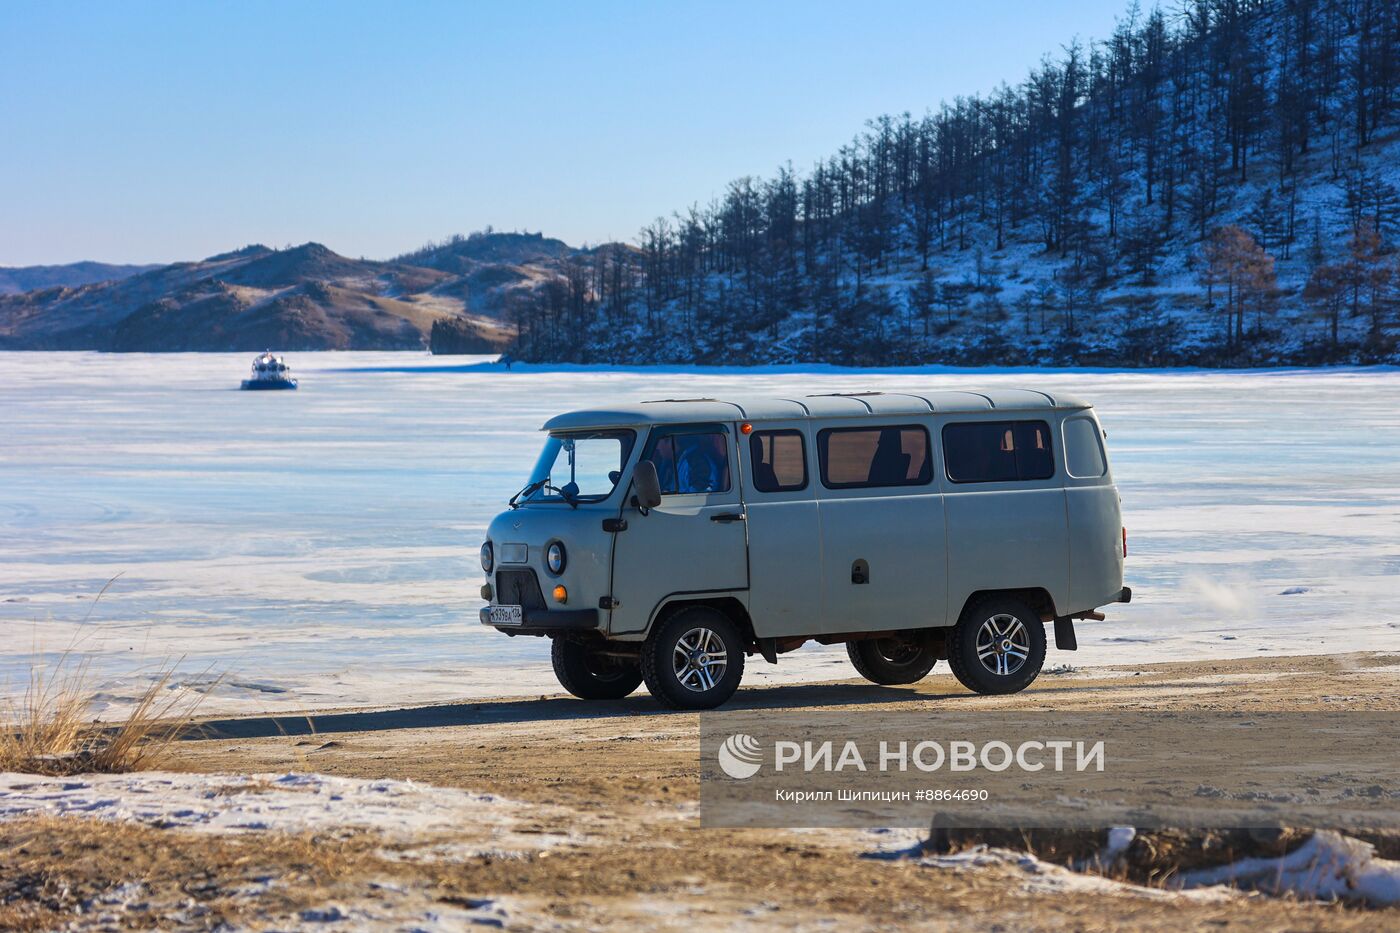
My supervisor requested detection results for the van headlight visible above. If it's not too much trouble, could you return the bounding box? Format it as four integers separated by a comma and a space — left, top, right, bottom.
546, 541, 567, 575
480, 540, 494, 574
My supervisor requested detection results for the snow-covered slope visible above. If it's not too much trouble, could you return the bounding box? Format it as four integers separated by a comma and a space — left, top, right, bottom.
507, 0, 1400, 368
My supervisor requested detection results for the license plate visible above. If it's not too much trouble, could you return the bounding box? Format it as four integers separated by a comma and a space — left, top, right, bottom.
488, 605, 524, 626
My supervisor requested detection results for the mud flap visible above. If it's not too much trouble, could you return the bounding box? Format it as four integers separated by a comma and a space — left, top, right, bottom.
1053, 617, 1078, 651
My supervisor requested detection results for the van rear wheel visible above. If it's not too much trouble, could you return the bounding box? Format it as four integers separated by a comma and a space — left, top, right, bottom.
846, 634, 937, 685
551, 637, 643, 700
947, 596, 1046, 695
641, 606, 745, 710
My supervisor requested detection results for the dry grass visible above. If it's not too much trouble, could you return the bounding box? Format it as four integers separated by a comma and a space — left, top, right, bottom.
0, 653, 216, 776
2, 574, 217, 776
0, 815, 387, 931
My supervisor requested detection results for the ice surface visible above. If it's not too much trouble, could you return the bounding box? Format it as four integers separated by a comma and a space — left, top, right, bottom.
1, 351, 1397, 715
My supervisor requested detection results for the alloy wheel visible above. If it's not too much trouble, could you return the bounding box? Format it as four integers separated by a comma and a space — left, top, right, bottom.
673, 626, 728, 691
975, 613, 1030, 676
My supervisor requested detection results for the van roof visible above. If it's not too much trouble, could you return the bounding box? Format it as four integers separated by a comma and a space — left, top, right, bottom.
542, 389, 1092, 432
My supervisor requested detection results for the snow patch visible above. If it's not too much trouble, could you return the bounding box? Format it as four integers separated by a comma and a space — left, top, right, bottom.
1103, 826, 1136, 861
285, 889, 515, 931
1176, 830, 1400, 906
915, 845, 1235, 902
901, 830, 1400, 906
0, 771, 584, 858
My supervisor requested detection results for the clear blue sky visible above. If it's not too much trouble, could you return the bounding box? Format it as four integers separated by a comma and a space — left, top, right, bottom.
2, 0, 1134, 266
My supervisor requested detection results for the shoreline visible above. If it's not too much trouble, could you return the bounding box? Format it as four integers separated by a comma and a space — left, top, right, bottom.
171, 648, 1400, 734
5, 346, 1400, 376
36, 637, 1392, 721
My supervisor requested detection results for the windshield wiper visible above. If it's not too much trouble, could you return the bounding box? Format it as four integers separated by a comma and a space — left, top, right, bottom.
510, 479, 582, 509
509, 478, 547, 509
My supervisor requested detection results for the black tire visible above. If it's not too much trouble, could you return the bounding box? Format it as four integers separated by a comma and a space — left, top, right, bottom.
946, 595, 1046, 695
641, 606, 746, 710
846, 633, 938, 685
551, 637, 643, 700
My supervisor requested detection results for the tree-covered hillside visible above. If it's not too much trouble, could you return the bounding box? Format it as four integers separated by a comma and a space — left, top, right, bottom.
507, 0, 1400, 367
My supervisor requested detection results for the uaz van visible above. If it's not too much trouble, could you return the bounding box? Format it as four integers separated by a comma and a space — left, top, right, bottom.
479, 390, 1129, 709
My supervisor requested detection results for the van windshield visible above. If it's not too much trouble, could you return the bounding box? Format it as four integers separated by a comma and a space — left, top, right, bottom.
516, 430, 636, 505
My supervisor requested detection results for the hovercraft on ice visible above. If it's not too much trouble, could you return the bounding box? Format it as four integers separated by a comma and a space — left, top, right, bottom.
240, 351, 298, 390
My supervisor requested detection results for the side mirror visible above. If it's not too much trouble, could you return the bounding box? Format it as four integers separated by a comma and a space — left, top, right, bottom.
632, 460, 662, 512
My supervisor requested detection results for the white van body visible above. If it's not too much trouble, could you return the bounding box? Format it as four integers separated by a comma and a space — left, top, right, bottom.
480, 390, 1129, 708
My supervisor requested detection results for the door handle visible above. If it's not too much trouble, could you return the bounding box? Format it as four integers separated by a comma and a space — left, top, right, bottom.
711, 512, 746, 523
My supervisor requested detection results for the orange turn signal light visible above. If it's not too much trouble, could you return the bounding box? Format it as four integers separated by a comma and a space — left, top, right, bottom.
553, 585, 568, 604
740, 422, 753, 435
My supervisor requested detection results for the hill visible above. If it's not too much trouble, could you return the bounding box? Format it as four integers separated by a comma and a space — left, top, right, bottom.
0, 241, 519, 352
393, 231, 582, 322
0, 262, 160, 296
396, 230, 573, 270
503, 0, 1400, 367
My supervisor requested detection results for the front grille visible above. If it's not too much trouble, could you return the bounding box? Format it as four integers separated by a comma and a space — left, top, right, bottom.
495, 569, 545, 609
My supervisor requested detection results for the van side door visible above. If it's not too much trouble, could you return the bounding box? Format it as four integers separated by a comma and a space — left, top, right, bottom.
814, 421, 949, 634
606, 423, 750, 636
740, 422, 823, 638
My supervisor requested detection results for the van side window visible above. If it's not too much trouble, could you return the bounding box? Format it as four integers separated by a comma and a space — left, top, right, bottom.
749, 430, 807, 492
818, 425, 932, 489
647, 432, 731, 494
943, 421, 1055, 483
1063, 417, 1107, 478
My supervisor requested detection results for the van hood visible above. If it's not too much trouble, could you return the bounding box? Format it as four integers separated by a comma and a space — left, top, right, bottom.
484, 504, 614, 619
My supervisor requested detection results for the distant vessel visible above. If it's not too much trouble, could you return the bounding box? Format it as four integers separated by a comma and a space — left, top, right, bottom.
240, 351, 298, 390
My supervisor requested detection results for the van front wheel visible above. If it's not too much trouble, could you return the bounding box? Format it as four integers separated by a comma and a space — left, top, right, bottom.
846, 634, 938, 685
551, 637, 643, 700
641, 607, 746, 710
947, 596, 1046, 695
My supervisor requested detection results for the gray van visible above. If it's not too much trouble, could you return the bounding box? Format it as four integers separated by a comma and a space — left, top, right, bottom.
479, 390, 1129, 709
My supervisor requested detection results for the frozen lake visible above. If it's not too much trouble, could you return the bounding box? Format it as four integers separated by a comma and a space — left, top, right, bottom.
2, 352, 1398, 716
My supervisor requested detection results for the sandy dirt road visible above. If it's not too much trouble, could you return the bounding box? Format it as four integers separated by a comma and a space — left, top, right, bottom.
109, 651, 1392, 930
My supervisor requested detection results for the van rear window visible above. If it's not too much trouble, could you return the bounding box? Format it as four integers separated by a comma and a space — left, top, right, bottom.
750, 430, 807, 492
943, 421, 1055, 483
1063, 417, 1107, 478
818, 425, 931, 489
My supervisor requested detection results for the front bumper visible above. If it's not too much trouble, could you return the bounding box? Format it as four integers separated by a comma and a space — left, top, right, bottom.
478, 607, 600, 634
